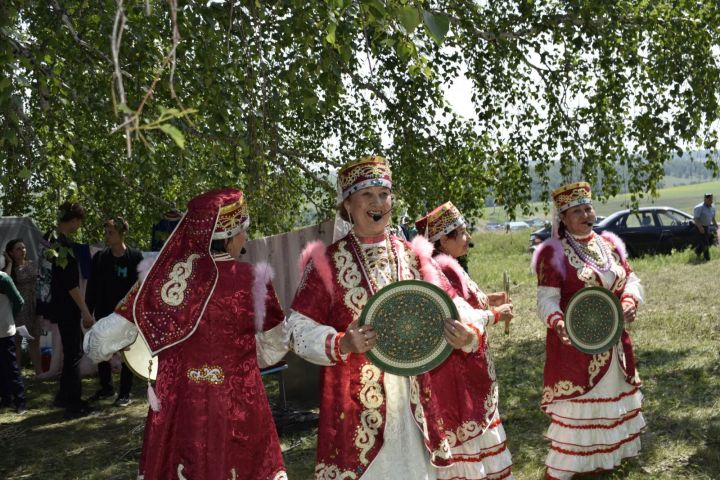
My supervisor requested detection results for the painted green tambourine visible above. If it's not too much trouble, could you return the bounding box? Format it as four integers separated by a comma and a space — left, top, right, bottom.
358, 280, 457, 376
565, 286, 624, 354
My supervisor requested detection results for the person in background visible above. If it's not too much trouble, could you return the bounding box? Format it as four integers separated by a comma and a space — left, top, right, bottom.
0, 270, 27, 414
85, 217, 143, 406
150, 208, 182, 251
50, 201, 95, 418
693, 193, 717, 261
36, 225, 61, 380
3, 239, 41, 375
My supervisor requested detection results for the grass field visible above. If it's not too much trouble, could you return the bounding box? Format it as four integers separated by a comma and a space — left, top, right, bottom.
483, 179, 720, 224
1, 232, 719, 479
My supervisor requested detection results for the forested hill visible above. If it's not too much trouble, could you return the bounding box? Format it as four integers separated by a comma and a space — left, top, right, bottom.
527, 151, 718, 202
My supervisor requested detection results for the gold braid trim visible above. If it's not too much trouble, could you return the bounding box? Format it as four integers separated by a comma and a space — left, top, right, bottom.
354, 364, 384, 465
314, 464, 357, 480
588, 350, 611, 386
542, 380, 585, 404
334, 241, 367, 317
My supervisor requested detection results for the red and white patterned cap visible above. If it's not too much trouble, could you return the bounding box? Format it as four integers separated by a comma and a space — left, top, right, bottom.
415, 202, 466, 242
337, 155, 392, 200
552, 181, 592, 213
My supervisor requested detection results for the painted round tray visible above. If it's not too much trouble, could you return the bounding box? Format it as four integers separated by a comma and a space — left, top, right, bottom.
122, 335, 158, 381
358, 280, 457, 376
565, 287, 624, 354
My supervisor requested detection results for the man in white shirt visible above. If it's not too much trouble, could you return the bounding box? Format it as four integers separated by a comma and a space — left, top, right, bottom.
693, 193, 717, 261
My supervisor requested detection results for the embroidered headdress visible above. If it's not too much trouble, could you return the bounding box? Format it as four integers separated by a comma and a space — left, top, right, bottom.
415, 202, 466, 242
133, 188, 249, 354
213, 192, 249, 239
337, 155, 393, 200
551, 181, 592, 213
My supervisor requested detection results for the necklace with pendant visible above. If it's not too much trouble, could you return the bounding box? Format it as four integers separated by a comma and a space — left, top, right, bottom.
350, 230, 398, 293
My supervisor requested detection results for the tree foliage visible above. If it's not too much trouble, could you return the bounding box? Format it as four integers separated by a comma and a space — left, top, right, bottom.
1, 0, 719, 245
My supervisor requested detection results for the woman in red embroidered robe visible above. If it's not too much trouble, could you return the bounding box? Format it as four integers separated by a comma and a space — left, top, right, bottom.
416, 201, 514, 480
532, 182, 645, 480
84, 189, 288, 480
287, 156, 496, 480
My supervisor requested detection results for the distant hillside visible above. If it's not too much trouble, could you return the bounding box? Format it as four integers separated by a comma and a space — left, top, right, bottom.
526, 151, 718, 202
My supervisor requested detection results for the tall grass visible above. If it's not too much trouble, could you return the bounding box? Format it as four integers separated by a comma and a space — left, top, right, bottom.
1, 232, 718, 479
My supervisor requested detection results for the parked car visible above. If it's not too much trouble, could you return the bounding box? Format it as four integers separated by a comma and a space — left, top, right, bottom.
528, 217, 603, 252
528, 207, 713, 257
504, 221, 531, 231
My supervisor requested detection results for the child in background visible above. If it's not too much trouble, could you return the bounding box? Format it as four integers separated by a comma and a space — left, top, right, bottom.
0, 270, 26, 414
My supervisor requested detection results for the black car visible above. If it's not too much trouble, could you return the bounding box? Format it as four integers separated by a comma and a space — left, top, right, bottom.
528, 207, 714, 257
528, 217, 604, 252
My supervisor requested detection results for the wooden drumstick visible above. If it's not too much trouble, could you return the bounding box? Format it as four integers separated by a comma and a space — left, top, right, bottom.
503, 271, 511, 335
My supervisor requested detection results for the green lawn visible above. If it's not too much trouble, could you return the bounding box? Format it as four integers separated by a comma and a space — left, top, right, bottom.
1, 232, 719, 479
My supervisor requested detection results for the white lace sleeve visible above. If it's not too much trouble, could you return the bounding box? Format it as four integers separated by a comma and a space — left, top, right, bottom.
453, 297, 493, 353
622, 272, 644, 305
285, 309, 345, 366
537, 286, 563, 328
83, 312, 138, 363
255, 322, 290, 369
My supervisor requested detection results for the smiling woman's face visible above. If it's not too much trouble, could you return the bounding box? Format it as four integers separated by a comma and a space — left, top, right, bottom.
561, 204, 596, 236
343, 186, 392, 237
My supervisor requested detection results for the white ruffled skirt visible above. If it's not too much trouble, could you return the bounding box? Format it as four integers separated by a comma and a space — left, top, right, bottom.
361, 373, 514, 480
435, 410, 514, 480
543, 348, 645, 479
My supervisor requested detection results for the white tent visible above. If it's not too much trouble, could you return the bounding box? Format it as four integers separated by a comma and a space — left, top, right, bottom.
0, 216, 45, 268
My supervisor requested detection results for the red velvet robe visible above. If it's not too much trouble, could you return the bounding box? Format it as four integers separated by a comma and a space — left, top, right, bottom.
534, 233, 641, 409
429, 254, 500, 440
115, 260, 287, 480
292, 234, 498, 478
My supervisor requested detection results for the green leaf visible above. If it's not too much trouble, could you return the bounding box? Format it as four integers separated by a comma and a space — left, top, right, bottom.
423, 10, 450, 46
18, 167, 32, 179
367, 0, 387, 18
397, 6, 422, 34
325, 23, 337, 45
159, 124, 186, 149
0, 77, 11, 92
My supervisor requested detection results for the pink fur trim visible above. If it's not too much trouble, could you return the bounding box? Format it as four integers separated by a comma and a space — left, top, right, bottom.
531, 239, 566, 279
298, 240, 333, 296
600, 231, 627, 262
253, 262, 274, 333
137, 255, 158, 282
410, 234, 434, 260
409, 235, 443, 288
433, 254, 469, 299
147, 383, 161, 412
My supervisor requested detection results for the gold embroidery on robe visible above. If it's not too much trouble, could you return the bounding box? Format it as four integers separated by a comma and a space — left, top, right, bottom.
588, 351, 611, 386
161, 254, 200, 306
409, 377, 429, 440
186, 365, 225, 385
334, 241, 367, 317
354, 364, 384, 465
543, 380, 585, 403
314, 463, 357, 480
